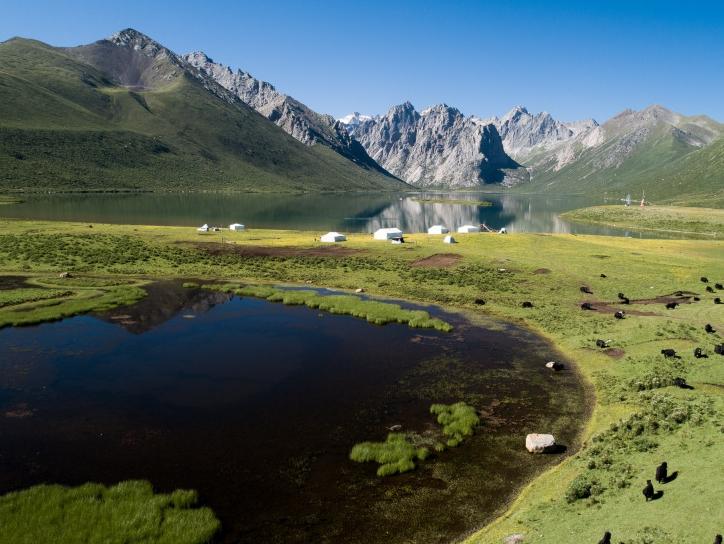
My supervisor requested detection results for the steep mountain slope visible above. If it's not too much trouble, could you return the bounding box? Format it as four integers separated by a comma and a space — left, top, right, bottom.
182, 52, 389, 175
344, 102, 527, 188
517, 105, 723, 202
0, 30, 406, 192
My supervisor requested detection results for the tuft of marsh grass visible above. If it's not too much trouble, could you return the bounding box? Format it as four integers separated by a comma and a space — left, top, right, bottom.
0, 480, 220, 544
349, 433, 429, 476
430, 402, 480, 447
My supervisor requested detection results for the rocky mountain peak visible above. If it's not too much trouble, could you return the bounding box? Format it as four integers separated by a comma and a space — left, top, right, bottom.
107, 28, 167, 57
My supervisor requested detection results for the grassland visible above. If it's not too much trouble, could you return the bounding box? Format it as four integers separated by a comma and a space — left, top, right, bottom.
562, 205, 724, 237
0, 480, 220, 544
0, 218, 722, 543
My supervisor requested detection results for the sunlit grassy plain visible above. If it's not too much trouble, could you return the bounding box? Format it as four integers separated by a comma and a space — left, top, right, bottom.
0, 218, 722, 543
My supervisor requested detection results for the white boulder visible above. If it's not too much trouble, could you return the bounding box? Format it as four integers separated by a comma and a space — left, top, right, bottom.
525, 433, 556, 453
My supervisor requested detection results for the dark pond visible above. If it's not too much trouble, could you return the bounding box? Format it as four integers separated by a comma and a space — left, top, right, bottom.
0, 191, 687, 238
0, 283, 589, 543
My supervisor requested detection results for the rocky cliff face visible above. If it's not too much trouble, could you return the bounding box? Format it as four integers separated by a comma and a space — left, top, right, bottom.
183, 52, 389, 174
345, 102, 526, 188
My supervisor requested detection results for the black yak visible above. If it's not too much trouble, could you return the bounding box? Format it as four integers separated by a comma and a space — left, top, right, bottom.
474, 298, 486, 305
705, 323, 716, 333
581, 302, 594, 310
665, 302, 678, 309
694, 347, 707, 358
714, 534, 722, 544
716, 283, 723, 290
615, 311, 625, 319
715, 344, 724, 355
701, 277, 709, 283
521, 301, 533, 308
655, 462, 668, 484
660, 348, 676, 358
617, 292, 626, 300
643, 480, 654, 501
596, 339, 609, 348
580, 286, 593, 294
600, 274, 607, 278
706, 286, 715, 293
673, 377, 690, 389
693, 296, 701, 301
598, 531, 611, 544
715, 297, 722, 304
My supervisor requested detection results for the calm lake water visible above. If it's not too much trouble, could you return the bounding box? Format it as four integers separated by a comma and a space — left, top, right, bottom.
0, 192, 671, 237
0, 283, 588, 544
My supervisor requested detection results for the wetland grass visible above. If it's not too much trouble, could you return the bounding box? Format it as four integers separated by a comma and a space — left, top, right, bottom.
349, 433, 430, 476
430, 402, 480, 447
0, 480, 220, 544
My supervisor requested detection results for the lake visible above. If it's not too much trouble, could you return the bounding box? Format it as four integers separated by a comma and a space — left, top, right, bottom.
0, 282, 589, 544
0, 191, 674, 237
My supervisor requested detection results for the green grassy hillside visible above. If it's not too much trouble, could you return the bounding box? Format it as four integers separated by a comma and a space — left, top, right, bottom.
0, 38, 405, 192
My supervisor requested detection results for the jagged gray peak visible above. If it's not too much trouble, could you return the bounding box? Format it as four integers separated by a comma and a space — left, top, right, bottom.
183, 52, 389, 173
345, 102, 525, 188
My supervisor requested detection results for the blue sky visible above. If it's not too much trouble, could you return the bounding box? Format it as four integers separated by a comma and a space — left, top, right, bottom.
2, 0, 723, 122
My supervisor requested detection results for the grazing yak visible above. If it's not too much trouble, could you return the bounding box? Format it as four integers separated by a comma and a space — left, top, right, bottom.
598, 531, 612, 544
614, 311, 625, 319
715, 297, 722, 304
600, 274, 607, 278
694, 296, 701, 301
716, 283, 723, 290
474, 298, 486, 305
521, 301, 534, 308
715, 344, 724, 355
617, 292, 626, 300
643, 480, 655, 501
694, 347, 707, 358
673, 377, 690, 389
705, 323, 716, 333
580, 286, 593, 294
706, 286, 715, 293
596, 339, 610, 348
714, 535, 722, 544
581, 302, 594, 310
701, 277, 709, 283
665, 302, 678, 309
660, 348, 677, 358
655, 462, 668, 484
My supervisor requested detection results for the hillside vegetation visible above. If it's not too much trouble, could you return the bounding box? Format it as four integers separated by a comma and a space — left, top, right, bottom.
0, 38, 405, 192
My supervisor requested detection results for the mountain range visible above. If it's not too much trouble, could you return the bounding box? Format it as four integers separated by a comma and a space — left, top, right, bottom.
0, 27, 721, 204
0, 29, 404, 192
341, 103, 723, 205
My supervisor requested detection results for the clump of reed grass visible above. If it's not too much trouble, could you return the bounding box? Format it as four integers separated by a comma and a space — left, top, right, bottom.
349, 433, 429, 476
430, 402, 480, 447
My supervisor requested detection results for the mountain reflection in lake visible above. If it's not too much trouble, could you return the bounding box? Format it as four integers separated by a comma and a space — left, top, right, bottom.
0, 283, 588, 544
0, 192, 669, 237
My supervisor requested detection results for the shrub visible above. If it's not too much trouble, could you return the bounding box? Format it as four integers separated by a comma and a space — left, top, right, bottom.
565, 474, 604, 503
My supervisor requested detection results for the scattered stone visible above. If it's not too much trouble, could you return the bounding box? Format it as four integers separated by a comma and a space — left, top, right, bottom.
388, 424, 403, 432
355, 288, 365, 293
58, 272, 72, 278
503, 534, 525, 544
526, 433, 556, 453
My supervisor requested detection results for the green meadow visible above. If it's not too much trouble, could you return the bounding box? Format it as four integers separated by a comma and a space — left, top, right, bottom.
0, 218, 721, 543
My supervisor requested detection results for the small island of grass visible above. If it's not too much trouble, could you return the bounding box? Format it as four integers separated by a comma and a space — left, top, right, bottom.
0, 480, 220, 544
430, 402, 480, 447
349, 433, 430, 476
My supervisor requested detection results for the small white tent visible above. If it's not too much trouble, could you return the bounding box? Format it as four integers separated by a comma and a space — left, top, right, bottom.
320, 231, 347, 243
443, 235, 457, 244
229, 223, 245, 231
373, 227, 403, 240
427, 225, 449, 234
197, 224, 209, 232
457, 225, 480, 233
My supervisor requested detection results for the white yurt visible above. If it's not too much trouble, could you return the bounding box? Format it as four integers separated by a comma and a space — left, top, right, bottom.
427, 225, 449, 234
373, 227, 404, 240
197, 224, 209, 232
229, 223, 245, 231
320, 231, 347, 243
457, 225, 480, 233
443, 235, 457, 244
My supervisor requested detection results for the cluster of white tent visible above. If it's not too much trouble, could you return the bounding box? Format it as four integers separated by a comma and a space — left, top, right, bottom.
197, 223, 245, 233
319, 224, 507, 244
